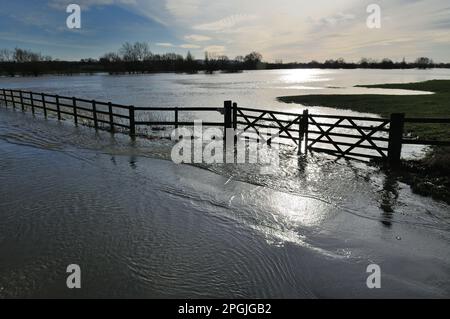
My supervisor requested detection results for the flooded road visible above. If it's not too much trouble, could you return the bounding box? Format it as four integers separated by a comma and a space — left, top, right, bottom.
0, 107, 449, 298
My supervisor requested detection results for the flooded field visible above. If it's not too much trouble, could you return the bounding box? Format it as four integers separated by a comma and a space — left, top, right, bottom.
0, 69, 450, 298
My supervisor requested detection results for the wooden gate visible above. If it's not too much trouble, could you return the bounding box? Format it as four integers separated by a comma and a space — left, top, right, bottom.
234, 105, 308, 153
306, 114, 390, 160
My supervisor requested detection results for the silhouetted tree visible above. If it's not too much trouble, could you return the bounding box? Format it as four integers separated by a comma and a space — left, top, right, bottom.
415, 57, 434, 69
184, 51, 198, 73
244, 52, 263, 69
235, 55, 244, 63
380, 58, 394, 69
204, 51, 218, 74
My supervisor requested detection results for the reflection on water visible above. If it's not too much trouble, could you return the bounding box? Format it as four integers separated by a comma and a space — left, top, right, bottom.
1, 69, 449, 113
1, 107, 447, 230
278, 69, 332, 84
379, 173, 401, 227
1, 107, 450, 298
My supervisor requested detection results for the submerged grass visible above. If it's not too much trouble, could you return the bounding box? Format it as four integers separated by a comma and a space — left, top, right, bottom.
278, 79, 450, 204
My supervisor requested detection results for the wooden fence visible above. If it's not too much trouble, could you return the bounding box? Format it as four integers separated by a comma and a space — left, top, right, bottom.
1, 88, 449, 164
1, 88, 133, 133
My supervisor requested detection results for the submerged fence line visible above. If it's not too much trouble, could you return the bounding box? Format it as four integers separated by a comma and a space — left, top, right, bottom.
1, 88, 450, 164
1, 88, 133, 134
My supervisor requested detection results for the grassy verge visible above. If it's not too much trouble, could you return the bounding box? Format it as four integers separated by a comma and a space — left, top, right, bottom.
278, 79, 450, 204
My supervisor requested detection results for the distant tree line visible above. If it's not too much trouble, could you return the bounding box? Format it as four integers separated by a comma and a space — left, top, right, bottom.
0, 43, 448, 77
272, 57, 439, 70
97, 43, 264, 74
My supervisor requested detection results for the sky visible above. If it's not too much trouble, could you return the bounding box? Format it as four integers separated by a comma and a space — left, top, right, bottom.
0, 0, 449, 62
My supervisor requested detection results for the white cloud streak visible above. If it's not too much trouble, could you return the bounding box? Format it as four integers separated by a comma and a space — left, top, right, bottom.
179, 44, 201, 49
156, 42, 174, 47
184, 34, 212, 42
194, 14, 258, 31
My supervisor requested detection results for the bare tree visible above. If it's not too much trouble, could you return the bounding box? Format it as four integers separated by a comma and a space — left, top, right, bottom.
119, 42, 136, 62
133, 42, 151, 61
0, 49, 13, 62
13, 48, 42, 62
119, 42, 152, 62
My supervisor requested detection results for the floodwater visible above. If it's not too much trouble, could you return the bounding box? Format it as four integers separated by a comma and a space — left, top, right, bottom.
0, 69, 450, 298
1, 69, 449, 111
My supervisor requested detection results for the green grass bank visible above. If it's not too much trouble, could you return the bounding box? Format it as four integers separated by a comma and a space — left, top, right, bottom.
278, 80, 450, 204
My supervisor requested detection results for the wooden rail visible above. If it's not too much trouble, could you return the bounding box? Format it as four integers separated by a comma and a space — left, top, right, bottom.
133, 106, 224, 129
1, 89, 133, 134
1, 88, 449, 164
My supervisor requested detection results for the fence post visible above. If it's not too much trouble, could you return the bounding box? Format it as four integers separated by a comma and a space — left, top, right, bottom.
30, 92, 35, 114
302, 109, 309, 155
297, 114, 302, 155
233, 102, 238, 146
175, 107, 179, 129
73, 97, 78, 125
129, 105, 135, 137
56, 95, 61, 120
3, 89, 7, 108
297, 110, 306, 155
92, 100, 98, 129
108, 102, 114, 132
224, 100, 233, 162
42, 93, 47, 118
12, 91, 16, 109
224, 100, 232, 143
388, 113, 405, 165
19, 91, 24, 111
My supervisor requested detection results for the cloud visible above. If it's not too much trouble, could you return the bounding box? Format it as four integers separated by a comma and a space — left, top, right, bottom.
156, 42, 174, 47
9, 0, 450, 62
0, 31, 95, 50
309, 12, 356, 31
48, 0, 137, 10
48, 0, 169, 26
184, 34, 211, 42
179, 44, 201, 49
204, 45, 226, 53
165, 0, 201, 18
194, 14, 257, 31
